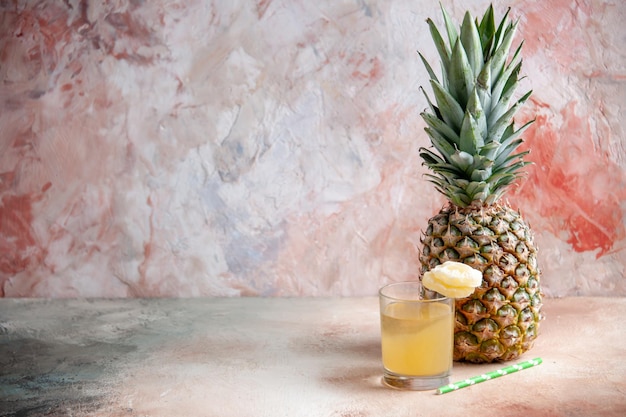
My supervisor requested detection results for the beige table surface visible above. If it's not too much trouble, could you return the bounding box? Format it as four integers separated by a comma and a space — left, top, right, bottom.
1, 297, 625, 417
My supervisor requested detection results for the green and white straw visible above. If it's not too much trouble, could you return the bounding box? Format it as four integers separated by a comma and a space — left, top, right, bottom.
436, 357, 543, 395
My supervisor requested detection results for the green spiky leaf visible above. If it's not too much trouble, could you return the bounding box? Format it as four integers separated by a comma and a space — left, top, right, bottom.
459, 111, 483, 154
424, 127, 457, 161
449, 150, 474, 172
426, 18, 451, 82
488, 62, 522, 126
421, 111, 461, 149
440, 4, 459, 52
461, 12, 483, 78
475, 63, 492, 113
477, 5, 496, 56
487, 90, 532, 143
448, 39, 474, 107
418, 51, 440, 85
490, 20, 518, 86
430, 79, 465, 131
467, 88, 487, 139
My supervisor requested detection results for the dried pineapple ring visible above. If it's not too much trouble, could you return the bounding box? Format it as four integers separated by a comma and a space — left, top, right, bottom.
422, 261, 482, 298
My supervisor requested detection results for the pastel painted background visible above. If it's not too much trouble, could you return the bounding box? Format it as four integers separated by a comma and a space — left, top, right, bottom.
1, 0, 624, 298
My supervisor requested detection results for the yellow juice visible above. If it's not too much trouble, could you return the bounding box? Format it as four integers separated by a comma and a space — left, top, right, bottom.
381, 301, 453, 376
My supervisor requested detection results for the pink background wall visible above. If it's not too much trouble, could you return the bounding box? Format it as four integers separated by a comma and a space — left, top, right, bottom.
1, 0, 625, 298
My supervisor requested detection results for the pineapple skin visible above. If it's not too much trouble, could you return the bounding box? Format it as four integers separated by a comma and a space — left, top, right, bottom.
420, 203, 543, 363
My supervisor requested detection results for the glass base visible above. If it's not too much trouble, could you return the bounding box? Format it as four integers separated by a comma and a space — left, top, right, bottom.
382, 371, 449, 391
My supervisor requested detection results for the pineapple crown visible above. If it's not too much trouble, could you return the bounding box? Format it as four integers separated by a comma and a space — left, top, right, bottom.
419, 4, 534, 208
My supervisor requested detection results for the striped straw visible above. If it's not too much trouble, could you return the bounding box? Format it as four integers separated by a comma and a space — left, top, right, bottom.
436, 357, 543, 395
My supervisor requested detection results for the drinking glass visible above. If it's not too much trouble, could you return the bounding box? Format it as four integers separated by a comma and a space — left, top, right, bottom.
379, 281, 454, 390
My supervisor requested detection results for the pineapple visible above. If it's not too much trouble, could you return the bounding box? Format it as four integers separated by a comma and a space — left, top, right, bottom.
417, 4, 543, 363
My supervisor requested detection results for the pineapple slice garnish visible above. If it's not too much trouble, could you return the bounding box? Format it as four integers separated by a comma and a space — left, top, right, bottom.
422, 261, 482, 298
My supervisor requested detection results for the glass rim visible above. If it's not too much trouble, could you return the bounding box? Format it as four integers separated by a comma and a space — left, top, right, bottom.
378, 281, 449, 302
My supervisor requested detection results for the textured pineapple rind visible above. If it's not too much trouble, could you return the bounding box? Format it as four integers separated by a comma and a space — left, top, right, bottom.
419, 203, 544, 363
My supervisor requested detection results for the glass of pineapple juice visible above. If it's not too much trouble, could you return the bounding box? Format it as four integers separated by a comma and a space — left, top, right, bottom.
379, 281, 454, 390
